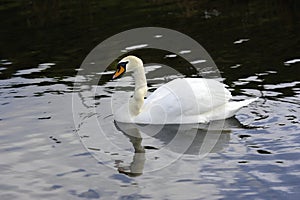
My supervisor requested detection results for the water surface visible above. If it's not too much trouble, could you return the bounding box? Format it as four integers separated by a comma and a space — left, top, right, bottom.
0, 1, 300, 199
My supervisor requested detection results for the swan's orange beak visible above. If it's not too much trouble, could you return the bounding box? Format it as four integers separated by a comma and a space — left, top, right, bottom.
113, 66, 125, 79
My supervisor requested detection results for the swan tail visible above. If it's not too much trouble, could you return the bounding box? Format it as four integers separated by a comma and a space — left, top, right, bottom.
225, 97, 258, 118
204, 97, 258, 121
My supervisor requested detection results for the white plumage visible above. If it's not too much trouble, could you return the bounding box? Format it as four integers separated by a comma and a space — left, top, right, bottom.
112, 56, 257, 124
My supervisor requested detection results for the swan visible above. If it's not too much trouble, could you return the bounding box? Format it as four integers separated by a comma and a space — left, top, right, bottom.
112, 55, 257, 124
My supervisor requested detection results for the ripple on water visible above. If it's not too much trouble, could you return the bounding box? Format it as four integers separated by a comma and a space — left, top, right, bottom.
1, 53, 300, 200
284, 58, 300, 66
14, 63, 55, 76
264, 81, 300, 90
233, 38, 250, 44
69, 189, 101, 199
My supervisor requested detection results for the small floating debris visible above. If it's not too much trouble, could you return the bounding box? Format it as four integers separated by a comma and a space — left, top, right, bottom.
284, 58, 300, 66
233, 38, 250, 44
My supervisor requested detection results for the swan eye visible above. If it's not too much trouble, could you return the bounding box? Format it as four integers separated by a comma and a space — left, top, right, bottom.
117, 61, 128, 68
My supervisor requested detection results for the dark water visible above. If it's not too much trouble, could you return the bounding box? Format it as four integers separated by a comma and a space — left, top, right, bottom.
1, 1, 300, 199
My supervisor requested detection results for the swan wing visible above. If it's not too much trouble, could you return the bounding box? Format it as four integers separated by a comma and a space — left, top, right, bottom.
135, 78, 232, 123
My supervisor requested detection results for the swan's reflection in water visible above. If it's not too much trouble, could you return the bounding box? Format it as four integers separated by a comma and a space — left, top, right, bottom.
114, 117, 244, 177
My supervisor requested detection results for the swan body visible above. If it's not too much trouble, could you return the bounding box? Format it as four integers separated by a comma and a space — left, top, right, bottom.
112, 56, 257, 124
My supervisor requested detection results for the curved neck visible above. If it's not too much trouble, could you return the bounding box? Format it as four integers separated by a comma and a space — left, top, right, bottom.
129, 65, 147, 116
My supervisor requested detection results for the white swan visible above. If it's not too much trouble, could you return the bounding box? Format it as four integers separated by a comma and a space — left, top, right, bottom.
112, 55, 257, 124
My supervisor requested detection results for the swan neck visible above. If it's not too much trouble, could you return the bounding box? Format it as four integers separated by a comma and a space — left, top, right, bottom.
133, 65, 146, 87
129, 65, 147, 116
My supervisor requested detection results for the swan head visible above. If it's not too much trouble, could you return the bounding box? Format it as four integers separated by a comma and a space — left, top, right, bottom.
113, 55, 143, 79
